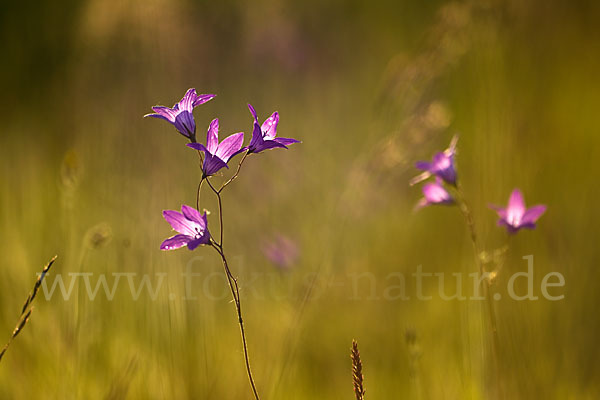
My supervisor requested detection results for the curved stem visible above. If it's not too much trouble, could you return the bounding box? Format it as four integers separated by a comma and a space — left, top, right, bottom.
206, 174, 260, 400
211, 243, 260, 399
192, 142, 259, 398
206, 179, 223, 246
196, 177, 205, 211
219, 151, 249, 193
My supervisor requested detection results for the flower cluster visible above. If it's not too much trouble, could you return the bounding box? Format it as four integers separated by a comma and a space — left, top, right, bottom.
411, 135, 546, 234
411, 136, 458, 209
410, 134, 548, 400
145, 88, 300, 249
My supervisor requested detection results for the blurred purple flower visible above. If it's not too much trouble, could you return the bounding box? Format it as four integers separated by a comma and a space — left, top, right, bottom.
145, 88, 215, 141
261, 234, 299, 269
160, 205, 211, 251
411, 135, 458, 186
187, 119, 245, 177
416, 178, 454, 209
247, 104, 300, 153
489, 189, 547, 234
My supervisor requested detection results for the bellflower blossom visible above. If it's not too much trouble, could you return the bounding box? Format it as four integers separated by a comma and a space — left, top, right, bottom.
247, 104, 299, 153
145, 88, 215, 141
261, 234, 299, 269
489, 189, 547, 234
416, 177, 454, 209
187, 118, 245, 177
160, 205, 211, 250
411, 135, 458, 186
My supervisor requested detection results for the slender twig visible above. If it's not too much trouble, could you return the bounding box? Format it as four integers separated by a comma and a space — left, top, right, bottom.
0, 255, 57, 362
219, 151, 249, 193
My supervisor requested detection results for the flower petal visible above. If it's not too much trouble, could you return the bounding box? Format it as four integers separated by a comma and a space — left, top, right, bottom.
432, 153, 452, 171
505, 188, 526, 225
181, 205, 205, 228
522, 205, 546, 225
508, 189, 525, 213
248, 103, 258, 121
257, 140, 288, 152
488, 204, 507, 219
414, 197, 430, 210
187, 233, 211, 250
174, 111, 195, 138
161, 234, 191, 250
415, 161, 431, 171
148, 106, 177, 123
206, 119, 219, 154
422, 181, 453, 204
162, 210, 196, 236
203, 154, 229, 176
187, 142, 208, 152
178, 88, 197, 112
261, 112, 279, 139
215, 132, 245, 161
193, 93, 216, 107
438, 166, 456, 185
274, 137, 300, 146
249, 121, 264, 151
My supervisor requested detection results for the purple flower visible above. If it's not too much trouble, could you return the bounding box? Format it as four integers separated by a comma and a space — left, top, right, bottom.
489, 189, 547, 234
160, 205, 211, 250
187, 119, 245, 177
261, 234, 299, 269
247, 104, 300, 153
145, 88, 215, 141
411, 135, 458, 186
416, 178, 454, 209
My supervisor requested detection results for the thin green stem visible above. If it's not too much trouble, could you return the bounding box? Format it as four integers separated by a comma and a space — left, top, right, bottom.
204, 171, 259, 400
191, 134, 259, 399
206, 178, 223, 246
211, 242, 260, 399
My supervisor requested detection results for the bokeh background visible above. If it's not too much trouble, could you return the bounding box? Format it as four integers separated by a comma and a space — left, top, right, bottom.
1, 0, 599, 398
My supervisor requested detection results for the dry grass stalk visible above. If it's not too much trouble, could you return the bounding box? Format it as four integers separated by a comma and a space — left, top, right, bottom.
0, 255, 57, 362
351, 339, 366, 400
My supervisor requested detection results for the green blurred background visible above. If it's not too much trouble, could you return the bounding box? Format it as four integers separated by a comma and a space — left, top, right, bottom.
1, 0, 599, 398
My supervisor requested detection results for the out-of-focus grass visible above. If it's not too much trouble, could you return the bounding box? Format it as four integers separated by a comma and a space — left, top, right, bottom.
1, 0, 600, 398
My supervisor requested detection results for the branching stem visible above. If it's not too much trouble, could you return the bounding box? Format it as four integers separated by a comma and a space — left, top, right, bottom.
203, 166, 260, 400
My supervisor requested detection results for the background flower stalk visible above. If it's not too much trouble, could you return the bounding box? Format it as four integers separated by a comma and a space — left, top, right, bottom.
411, 136, 547, 400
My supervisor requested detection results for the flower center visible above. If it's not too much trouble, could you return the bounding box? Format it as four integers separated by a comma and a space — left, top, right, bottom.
434, 156, 451, 171
507, 210, 522, 226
